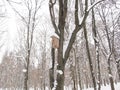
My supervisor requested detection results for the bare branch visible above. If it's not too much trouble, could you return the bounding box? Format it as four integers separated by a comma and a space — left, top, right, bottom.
7, 1, 27, 24
87, 0, 105, 12
49, 0, 60, 36
64, 0, 105, 62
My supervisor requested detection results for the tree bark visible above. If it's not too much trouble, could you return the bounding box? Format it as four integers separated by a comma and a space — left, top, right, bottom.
56, 61, 65, 90
49, 48, 55, 89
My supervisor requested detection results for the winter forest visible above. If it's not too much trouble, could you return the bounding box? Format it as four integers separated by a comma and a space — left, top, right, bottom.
0, 0, 120, 90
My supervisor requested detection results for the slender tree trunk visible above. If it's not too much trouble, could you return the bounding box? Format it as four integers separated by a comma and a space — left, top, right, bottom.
74, 49, 78, 90
107, 56, 115, 90
78, 73, 82, 90
23, 8, 31, 90
108, 64, 115, 90
24, 51, 30, 90
83, 23, 97, 90
24, 72, 27, 90
49, 68, 54, 90
73, 78, 76, 90
97, 47, 101, 90
24, 56, 29, 90
113, 47, 120, 80
105, 22, 115, 90
76, 53, 82, 90
116, 61, 120, 80
74, 46, 82, 90
99, 8, 115, 90
91, 0, 101, 89
24, 72, 28, 90
49, 48, 55, 89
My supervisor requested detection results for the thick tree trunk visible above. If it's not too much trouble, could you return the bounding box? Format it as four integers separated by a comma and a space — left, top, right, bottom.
56, 69, 65, 90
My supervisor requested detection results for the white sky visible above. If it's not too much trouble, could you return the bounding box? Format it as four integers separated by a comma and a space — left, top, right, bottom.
0, 1, 19, 63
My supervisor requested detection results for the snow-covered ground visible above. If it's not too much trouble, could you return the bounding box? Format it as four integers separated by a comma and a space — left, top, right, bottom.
64, 83, 120, 90
84, 83, 120, 90
0, 83, 120, 90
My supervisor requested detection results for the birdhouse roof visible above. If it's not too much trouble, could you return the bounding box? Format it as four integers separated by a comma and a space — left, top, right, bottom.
51, 33, 59, 39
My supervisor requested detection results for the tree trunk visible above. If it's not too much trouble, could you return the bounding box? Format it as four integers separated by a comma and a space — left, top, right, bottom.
24, 50, 30, 90
116, 61, 120, 80
91, 0, 101, 88
49, 68, 54, 89
56, 65, 65, 90
83, 23, 97, 90
108, 58, 115, 90
24, 72, 28, 90
73, 79, 76, 90
49, 48, 55, 89
56, 74, 64, 90
97, 50, 101, 90
76, 56, 82, 90
114, 51, 120, 80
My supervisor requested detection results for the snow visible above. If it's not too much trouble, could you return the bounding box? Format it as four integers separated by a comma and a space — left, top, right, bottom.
52, 80, 58, 90
64, 83, 120, 90
56, 70, 63, 75
94, 37, 99, 43
51, 33, 59, 39
79, 16, 84, 25
0, 83, 120, 90
109, 74, 113, 77
83, 83, 120, 90
97, 81, 100, 84
22, 69, 27, 72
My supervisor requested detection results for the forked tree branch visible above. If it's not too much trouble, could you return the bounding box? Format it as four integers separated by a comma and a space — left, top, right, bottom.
64, 0, 104, 63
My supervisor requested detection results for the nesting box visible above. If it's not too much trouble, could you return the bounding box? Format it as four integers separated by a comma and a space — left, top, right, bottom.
51, 35, 59, 49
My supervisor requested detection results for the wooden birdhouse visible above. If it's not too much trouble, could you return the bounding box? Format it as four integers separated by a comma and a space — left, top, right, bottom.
51, 35, 59, 49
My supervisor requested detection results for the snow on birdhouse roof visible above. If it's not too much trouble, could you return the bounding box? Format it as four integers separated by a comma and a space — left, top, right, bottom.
51, 33, 59, 39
